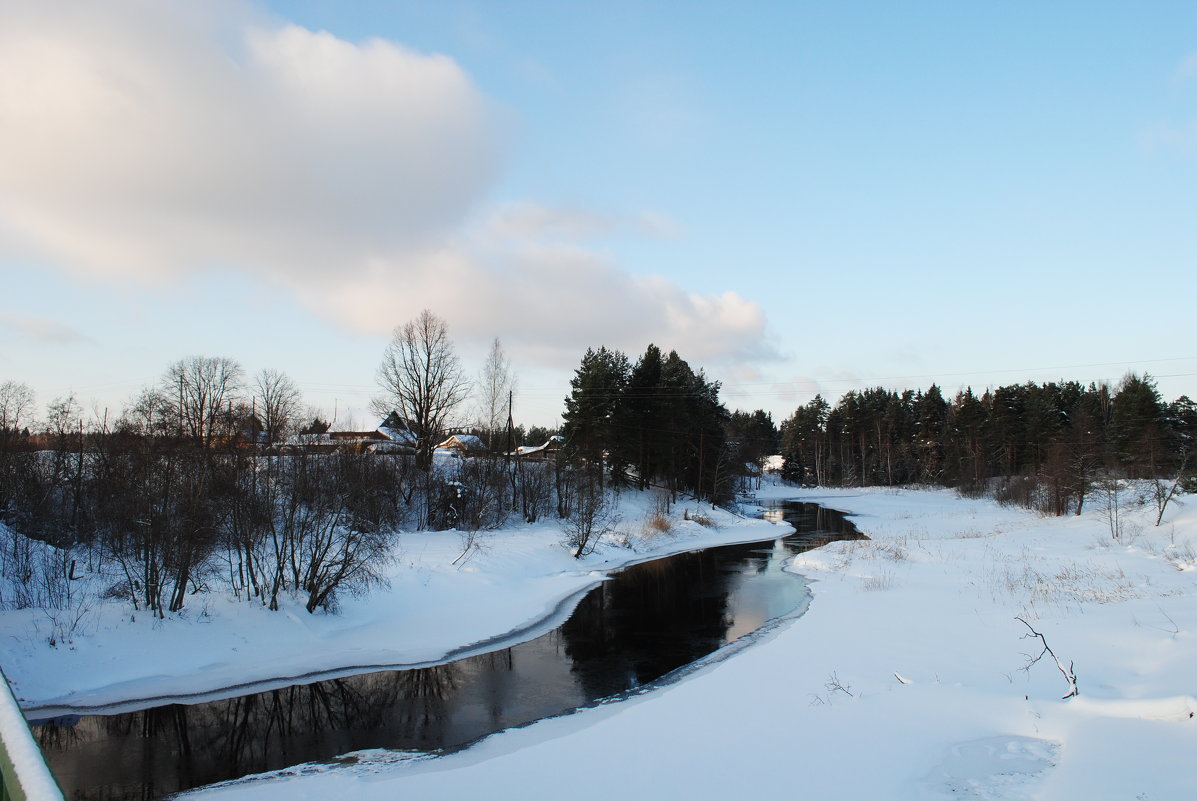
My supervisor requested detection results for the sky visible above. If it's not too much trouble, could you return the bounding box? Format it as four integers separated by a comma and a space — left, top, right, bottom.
1, 0, 1196, 429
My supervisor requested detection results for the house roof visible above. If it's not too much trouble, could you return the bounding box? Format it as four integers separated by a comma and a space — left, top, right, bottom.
512, 436, 565, 457
378, 426, 416, 445
436, 434, 487, 451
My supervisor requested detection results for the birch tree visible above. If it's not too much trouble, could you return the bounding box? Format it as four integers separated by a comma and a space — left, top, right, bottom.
474, 337, 516, 452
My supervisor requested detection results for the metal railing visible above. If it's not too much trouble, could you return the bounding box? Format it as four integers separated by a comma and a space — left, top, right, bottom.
0, 668, 64, 801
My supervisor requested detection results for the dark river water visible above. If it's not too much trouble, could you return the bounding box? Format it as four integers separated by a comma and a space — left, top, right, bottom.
28, 501, 860, 800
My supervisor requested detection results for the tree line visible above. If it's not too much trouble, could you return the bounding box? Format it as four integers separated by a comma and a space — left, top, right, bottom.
0, 312, 740, 628
775, 374, 1195, 515
2, 307, 1193, 630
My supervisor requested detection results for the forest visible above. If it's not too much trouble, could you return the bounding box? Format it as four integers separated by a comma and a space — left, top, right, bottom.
775, 374, 1195, 518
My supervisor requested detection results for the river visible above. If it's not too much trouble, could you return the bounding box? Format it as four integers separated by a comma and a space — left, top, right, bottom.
29, 501, 860, 800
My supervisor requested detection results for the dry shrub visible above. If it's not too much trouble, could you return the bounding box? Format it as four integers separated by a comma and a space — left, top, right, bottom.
644, 513, 672, 535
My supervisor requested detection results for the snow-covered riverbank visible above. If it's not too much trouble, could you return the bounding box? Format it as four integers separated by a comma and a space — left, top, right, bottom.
185, 484, 1197, 801
2, 491, 781, 714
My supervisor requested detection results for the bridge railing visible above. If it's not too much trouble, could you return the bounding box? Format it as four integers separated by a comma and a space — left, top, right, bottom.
0, 669, 64, 801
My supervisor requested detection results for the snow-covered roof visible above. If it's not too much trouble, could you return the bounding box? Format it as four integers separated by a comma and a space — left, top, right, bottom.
512, 436, 564, 458
378, 426, 416, 445
367, 441, 415, 454
437, 434, 488, 451
284, 432, 332, 444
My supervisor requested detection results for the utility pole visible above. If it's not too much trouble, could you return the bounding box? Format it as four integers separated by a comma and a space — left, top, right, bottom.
505, 390, 515, 460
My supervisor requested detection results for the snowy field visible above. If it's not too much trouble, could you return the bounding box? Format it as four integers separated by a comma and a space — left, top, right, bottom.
185, 483, 1196, 801
4, 482, 1197, 800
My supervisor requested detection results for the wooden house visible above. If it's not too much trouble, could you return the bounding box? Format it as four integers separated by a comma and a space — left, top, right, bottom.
435, 434, 488, 455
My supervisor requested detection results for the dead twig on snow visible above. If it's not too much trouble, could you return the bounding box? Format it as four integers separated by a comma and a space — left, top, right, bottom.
1016, 616, 1078, 699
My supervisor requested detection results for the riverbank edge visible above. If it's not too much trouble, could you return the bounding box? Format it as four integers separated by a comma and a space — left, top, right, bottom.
9, 489, 800, 715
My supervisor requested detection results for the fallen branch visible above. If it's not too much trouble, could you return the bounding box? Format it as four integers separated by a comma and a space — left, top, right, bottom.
825, 671, 853, 697
1016, 616, 1078, 699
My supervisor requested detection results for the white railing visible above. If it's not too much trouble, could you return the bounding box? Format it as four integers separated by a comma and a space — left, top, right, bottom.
0, 669, 63, 801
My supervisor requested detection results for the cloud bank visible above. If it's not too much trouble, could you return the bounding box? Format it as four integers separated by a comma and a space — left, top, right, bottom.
0, 0, 770, 366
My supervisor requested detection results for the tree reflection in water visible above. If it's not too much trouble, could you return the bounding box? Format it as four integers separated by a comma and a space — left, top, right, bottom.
31, 502, 859, 801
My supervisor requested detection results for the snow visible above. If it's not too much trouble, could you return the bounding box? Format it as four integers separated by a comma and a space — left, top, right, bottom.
436, 434, 486, 451
0, 666, 63, 800
194, 484, 1197, 800
5, 481, 1197, 800
1, 492, 782, 715
376, 426, 416, 445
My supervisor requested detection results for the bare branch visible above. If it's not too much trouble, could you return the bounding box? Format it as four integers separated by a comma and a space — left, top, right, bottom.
1016, 616, 1078, 699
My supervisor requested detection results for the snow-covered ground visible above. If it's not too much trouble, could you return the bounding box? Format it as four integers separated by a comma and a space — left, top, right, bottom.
5, 481, 1197, 800
183, 483, 1196, 801
2, 491, 781, 714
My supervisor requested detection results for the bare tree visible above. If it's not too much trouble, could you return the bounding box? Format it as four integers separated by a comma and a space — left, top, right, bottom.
474, 337, 517, 451
254, 368, 301, 445
0, 381, 36, 518
163, 356, 244, 447
564, 470, 617, 558
1152, 452, 1189, 526
0, 380, 35, 433
373, 310, 470, 470
45, 394, 82, 441
518, 459, 554, 523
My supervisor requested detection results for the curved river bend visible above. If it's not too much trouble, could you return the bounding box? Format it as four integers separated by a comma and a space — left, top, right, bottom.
29, 502, 860, 800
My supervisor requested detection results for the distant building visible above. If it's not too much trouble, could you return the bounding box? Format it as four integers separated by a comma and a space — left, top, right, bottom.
511, 434, 565, 461
435, 434, 488, 455
285, 412, 417, 454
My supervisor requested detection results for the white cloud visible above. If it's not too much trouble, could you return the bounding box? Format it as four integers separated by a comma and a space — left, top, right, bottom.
0, 1, 770, 372
0, 312, 85, 344
311, 235, 773, 368
0, 0, 499, 283
632, 211, 686, 240
485, 203, 619, 241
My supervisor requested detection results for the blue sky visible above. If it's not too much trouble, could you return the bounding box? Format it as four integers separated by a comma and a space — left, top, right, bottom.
1, 1, 1195, 427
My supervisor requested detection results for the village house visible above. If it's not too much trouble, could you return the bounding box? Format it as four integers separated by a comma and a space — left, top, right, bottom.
286, 412, 417, 454
435, 434, 488, 456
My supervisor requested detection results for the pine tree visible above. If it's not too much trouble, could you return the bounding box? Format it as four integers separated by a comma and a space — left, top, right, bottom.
609, 344, 665, 489
561, 347, 630, 484
1110, 373, 1167, 477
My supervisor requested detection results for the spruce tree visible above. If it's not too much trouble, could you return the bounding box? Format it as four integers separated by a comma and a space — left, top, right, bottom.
561, 347, 630, 484
610, 344, 665, 489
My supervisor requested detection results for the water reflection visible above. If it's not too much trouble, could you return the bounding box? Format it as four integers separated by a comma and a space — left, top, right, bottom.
30, 502, 859, 800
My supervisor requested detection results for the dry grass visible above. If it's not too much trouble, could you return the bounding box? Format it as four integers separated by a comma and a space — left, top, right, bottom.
645, 513, 672, 534
872, 541, 909, 561
862, 571, 896, 591
838, 538, 909, 562
990, 551, 1141, 609
1165, 540, 1197, 572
